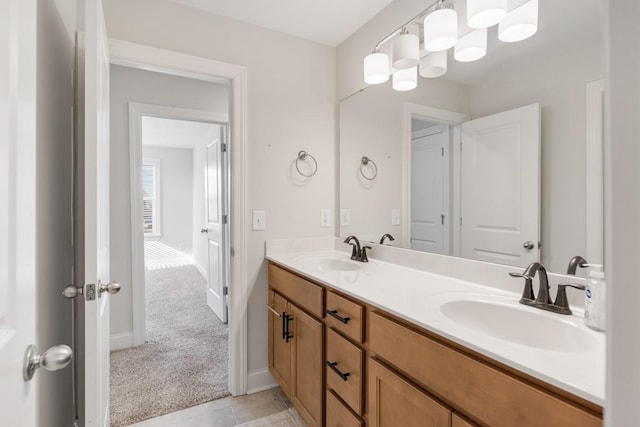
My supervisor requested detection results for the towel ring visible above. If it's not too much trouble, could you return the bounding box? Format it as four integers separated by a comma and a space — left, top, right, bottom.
295, 150, 318, 177
360, 156, 378, 181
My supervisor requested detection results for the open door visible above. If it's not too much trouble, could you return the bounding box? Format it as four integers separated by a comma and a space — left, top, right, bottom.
74, 0, 117, 426
0, 0, 38, 424
203, 125, 229, 323
460, 103, 541, 267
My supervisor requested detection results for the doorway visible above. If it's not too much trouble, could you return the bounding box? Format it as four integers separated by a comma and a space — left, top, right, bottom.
108, 64, 232, 425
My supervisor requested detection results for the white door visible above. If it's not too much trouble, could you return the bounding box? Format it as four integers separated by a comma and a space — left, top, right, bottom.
410, 125, 450, 254
205, 126, 228, 323
0, 0, 38, 424
460, 103, 540, 267
76, 0, 113, 426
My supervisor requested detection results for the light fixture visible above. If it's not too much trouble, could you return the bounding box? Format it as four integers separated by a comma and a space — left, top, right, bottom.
392, 67, 417, 91
391, 29, 419, 70
454, 28, 488, 62
423, 5, 458, 52
419, 51, 447, 78
363, 51, 390, 84
467, 0, 508, 29
499, 0, 538, 42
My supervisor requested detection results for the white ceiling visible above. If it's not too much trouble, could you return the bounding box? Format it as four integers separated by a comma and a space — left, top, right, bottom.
168, 0, 395, 46
142, 116, 220, 149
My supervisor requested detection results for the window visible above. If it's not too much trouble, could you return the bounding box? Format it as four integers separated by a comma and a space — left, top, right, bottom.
142, 159, 160, 236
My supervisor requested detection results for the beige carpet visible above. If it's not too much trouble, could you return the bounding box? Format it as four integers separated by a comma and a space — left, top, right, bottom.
110, 265, 229, 426
235, 408, 306, 427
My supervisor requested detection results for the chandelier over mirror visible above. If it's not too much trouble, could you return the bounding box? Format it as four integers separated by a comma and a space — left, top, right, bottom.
363, 0, 539, 91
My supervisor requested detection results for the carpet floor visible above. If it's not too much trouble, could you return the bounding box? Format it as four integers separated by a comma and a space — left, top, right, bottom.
110, 265, 229, 426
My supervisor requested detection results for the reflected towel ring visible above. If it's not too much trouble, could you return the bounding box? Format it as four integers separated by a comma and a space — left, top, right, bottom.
360, 156, 378, 180
295, 150, 318, 177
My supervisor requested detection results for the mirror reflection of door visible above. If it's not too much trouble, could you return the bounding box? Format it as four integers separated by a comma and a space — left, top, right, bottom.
410, 122, 450, 255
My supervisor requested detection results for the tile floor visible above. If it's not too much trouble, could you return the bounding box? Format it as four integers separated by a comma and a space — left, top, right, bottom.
127, 387, 295, 427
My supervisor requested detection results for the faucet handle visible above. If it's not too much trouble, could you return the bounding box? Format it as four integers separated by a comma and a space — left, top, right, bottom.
360, 246, 372, 262
509, 272, 535, 304
553, 283, 586, 315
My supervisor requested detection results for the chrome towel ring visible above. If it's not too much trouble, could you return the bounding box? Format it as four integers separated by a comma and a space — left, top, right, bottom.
295, 150, 318, 177
360, 156, 378, 180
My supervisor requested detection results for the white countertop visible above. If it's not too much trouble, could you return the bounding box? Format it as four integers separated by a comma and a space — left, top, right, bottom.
266, 247, 605, 406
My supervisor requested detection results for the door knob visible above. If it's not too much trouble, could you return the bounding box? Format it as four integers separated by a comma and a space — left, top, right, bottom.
99, 280, 121, 296
200, 228, 209, 234
523, 241, 535, 250
23, 344, 72, 381
62, 284, 83, 299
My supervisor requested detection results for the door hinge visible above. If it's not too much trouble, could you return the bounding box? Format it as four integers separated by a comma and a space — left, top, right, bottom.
441, 147, 444, 156
223, 214, 228, 224
222, 143, 227, 152
460, 217, 463, 225
223, 286, 229, 296
230, 247, 235, 257
441, 214, 445, 225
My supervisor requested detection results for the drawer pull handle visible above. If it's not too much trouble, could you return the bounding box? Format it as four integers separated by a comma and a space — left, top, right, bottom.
326, 309, 350, 324
266, 305, 281, 318
283, 313, 294, 343
326, 361, 350, 381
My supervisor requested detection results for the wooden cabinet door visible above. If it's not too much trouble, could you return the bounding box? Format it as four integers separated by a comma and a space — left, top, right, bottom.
452, 413, 477, 427
268, 291, 291, 395
368, 359, 451, 427
291, 304, 324, 427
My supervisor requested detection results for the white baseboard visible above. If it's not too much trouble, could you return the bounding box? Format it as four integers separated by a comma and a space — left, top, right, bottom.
194, 262, 207, 279
247, 368, 277, 394
110, 332, 134, 351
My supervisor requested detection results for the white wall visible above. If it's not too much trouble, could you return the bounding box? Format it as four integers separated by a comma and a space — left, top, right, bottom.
36, 0, 76, 425
142, 146, 194, 253
468, 41, 603, 272
104, 0, 336, 383
605, 1, 640, 424
110, 64, 229, 342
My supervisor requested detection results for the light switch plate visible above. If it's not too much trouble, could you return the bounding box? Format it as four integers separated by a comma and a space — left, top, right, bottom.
252, 210, 266, 230
340, 209, 351, 227
391, 209, 401, 226
320, 209, 331, 227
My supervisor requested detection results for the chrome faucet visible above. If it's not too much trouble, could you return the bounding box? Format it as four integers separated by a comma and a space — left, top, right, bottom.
566, 255, 588, 275
343, 236, 371, 262
379, 233, 395, 245
509, 262, 586, 315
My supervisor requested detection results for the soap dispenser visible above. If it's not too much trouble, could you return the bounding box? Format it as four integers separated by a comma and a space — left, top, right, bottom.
583, 264, 605, 331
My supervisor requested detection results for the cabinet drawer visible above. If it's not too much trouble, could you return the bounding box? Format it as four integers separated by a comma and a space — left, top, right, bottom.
368, 358, 451, 427
326, 389, 363, 427
326, 328, 364, 415
269, 263, 324, 318
369, 311, 602, 427
326, 291, 365, 343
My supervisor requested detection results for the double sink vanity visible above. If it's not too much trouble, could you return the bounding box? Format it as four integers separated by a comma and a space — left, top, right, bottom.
265, 238, 604, 427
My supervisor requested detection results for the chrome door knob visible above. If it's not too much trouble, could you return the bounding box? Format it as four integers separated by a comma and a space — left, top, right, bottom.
62, 284, 83, 299
23, 344, 72, 381
99, 280, 121, 296
523, 241, 535, 250
200, 228, 209, 234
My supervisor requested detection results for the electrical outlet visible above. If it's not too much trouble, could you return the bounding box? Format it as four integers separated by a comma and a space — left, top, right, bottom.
320, 209, 331, 227
340, 209, 351, 227
252, 210, 266, 230
391, 209, 401, 226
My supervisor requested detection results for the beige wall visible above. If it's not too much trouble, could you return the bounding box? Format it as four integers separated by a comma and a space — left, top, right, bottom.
36, 0, 76, 425
104, 0, 336, 383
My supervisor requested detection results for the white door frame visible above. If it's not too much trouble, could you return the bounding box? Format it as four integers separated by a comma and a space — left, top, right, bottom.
586, 79, 604, 265
128, 102, 229, 347
110, 39, 249, 396
402, 103, 469, 253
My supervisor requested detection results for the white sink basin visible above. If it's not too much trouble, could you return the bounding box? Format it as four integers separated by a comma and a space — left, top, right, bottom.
297, 256, 361, 272
432, 293, 599, 353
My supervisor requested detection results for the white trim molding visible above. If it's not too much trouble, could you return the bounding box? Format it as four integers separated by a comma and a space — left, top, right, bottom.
586, 79, 604, 265
247, 368, 278, 394
109, 332, 134, 351
110, 39, 249, 396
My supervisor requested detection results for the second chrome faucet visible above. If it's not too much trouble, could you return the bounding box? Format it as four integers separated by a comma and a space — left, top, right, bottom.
509, 262, 585, 315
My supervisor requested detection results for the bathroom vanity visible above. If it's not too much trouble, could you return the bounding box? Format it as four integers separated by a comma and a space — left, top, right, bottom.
265, 241, 604, 427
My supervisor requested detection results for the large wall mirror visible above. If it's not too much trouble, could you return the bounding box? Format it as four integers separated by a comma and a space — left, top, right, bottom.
339, 0, 603, 274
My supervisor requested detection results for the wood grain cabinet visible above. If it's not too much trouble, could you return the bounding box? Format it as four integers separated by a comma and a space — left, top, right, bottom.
267, 261, 603, 427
